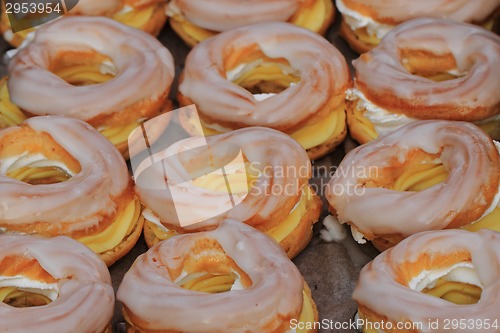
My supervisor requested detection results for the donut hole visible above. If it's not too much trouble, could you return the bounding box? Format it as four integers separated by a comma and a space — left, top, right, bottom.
49, 50, 117, 86
407, 256, 483, 305
173, 238, 252, 293
0, 256, 58, 308
224, 47, 301, 98
361, 149, 449, 192
399, 49, 467, 82
0, 126, 81, 184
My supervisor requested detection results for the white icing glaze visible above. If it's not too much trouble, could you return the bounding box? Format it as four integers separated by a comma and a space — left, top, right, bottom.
0, 234, 114, 333
347, 88, 416, 136
336, 0, 392, 38
6, 16, 174, 122
0, 116, 129, 234
354, 229, 500, 332
327, 120, 500, 237
135, 127, 310, 230
0, 276, 58, 301
353, 18, 500, 121
337, 0, 499, 24
166, 0, 300, 31
179, 22, 349, 132
117, 219, 304, 332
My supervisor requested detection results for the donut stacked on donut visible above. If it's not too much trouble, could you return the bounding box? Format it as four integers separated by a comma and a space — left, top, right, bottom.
326, 120, 500, 251
0, 0, 168, 47
346, 18, 500, 144
167, 0, 335, 47
0, 234, 114, 333
133, 125, 322, 259
4, 16, 175, 157
178, 22, 351, 159
118, 219, 318, 333
336, 0, 500, 53
354, 229, 500, 333
0, 116, 144, 266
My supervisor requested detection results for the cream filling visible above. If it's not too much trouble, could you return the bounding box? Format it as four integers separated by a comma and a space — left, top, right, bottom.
408, 262, 482, 292
348, 88, 500, 137
0, 152, 76, 176
225, 60, 300, 83
142, 208, 170, 231
0, 275, 59, 301
336, 0, 393, 39
347, 88, 416, 137
165, 1, 181, 17
116, 4, 134, 14
174, 269, 244, 291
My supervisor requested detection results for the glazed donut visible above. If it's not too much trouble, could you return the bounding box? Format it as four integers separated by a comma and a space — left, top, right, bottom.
336, 0, 500, 53
326, 120, 500, 251
0, 234, 114, 333
4, 16, 174, 157
347, 18, 500, 144
167, 0, 335, 47
132, 121, 321, 259
0, 116, 144, 266
0, 0, 168, 47
178, 22, 350, 159
354, 229, 500, 333
117, 219, 318, 333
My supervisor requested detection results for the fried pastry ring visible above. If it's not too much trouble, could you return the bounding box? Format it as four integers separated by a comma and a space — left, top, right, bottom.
133, 126, 321, 259
354, 229, 500, 333
336, 0, 499, 53
5, 16, 174, 157
0, 0, 168, 47
0, 234, 114, 333
117, 219, 318, 333
347, 18, 500, 143
178, 22, 350, 159
167, 0, 335, 47
326, 120, 500, 251
0, 116, 144, 266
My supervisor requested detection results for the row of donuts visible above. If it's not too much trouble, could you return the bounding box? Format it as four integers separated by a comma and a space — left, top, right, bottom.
0, 14, 498, 163
1, 0, 498, 51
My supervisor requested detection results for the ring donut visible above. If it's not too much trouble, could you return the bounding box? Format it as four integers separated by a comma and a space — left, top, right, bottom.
336, 0, 500, 53
0, 116, 144, 266
178, 22, 350, 159
132, 122, 321, 259
347, 18, 500, 143
0, 0, 168, 47
326, 120, 500, 251
5, 16, 175, 157
354, 229, 500, 333
117, 219, 318, 333
0, 234, 114, 333
167, 0, 335, 47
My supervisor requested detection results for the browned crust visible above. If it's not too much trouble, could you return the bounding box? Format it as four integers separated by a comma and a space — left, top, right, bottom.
345, 100, 375, 145
137, 3, 168, 37
339, 18, 375, 54
306, 122, 347, 160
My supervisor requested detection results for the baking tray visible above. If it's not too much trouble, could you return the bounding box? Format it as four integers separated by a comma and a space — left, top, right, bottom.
0, 13, 380, 333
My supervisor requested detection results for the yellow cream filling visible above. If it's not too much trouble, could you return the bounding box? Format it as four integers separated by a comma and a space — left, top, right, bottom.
232, 63, 301, 93
422, 278, 482, 305
179, 272, 238, 293
267, 186, 310, 243
99, 121, 142, 146
0, 287, 52, 307
77, 199, 140, 254
289, 0, 331, 33
0, 78, 26, 129
7, 165, 71, 185
52, 64, 114, 86
347, 102, 378, 141
113, 4, 156, 31
390, 157, 500, 231
296, 289, 316, 333
353, 27, 382, 46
